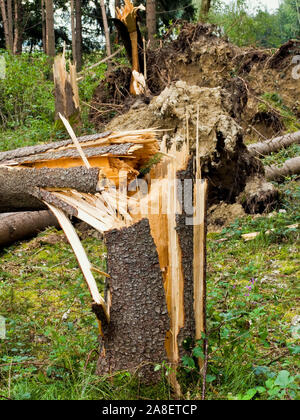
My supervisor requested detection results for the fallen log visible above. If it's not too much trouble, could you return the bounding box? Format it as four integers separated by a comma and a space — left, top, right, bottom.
0, 211, 59, 248
0, 130, 158, 212
265, 156, 300, 181
248, 131, 300, 157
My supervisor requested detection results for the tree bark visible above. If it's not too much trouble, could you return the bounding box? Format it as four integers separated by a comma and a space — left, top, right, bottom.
0, 211, 59, 247
41, 0, 47, 53
0, 0, 11, 51
75, 0, 82, 72
7, 0, 13, 51
248, 131, 300, 157
45, 0, 55, 57
13, 0, 22, 54
265, 157, 300, 182
71, 0, 76, 66
199, 0, 211, 22
100, 0, 112, 63
146, 0, 156, 46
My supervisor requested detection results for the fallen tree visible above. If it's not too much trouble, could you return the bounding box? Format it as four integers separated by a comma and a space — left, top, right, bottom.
0, 211, 59, 248
265, 156, 300, 182
0, 82, 279, 388
248, 131, 300, 157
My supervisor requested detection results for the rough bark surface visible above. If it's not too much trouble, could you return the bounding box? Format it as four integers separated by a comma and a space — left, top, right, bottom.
265, 157, 300, 182
4, 143, 134, 165
45, 0, 55, 57
0, 132, 112, 164
97, 219, 170, 383
176, 159, 196, 354
248, 131, 300, 157
0, 167, 100, 212
0, 210, 59, 247
146, 0, 156, 46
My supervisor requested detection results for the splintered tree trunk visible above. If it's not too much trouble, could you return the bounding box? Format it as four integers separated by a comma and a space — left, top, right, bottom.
0, 129, 206, 391
95, 141, 206, 392
146, 0, 156, 46
53, 50, 80, 123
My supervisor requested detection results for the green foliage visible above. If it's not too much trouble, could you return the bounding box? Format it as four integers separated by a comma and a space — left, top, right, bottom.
0, 52, 54, 129
208, 0, 300, 48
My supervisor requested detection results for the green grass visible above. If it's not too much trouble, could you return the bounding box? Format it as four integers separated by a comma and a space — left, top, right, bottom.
0, 180, 299, 400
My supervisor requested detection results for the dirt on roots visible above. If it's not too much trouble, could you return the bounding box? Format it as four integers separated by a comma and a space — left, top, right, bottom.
90, 22, 300, 141
89, 22, 298, 224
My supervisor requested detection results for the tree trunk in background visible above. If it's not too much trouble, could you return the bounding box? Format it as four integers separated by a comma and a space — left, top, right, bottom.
45, 0, 55, 57
146, 0, 156, 46
13, 0, 22, 54
7, 0, 13, 51
71, 0, 76, 64
115, 0, 120, 10
199, 0, 211, 22
0, 0, 11, 51
100, 0, 112, 66
75, 0, 82, 71
41, 0, 47, 53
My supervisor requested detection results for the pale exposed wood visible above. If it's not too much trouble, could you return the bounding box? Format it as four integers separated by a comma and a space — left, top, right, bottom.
59, 113, 90, 168
45, 202, 109, 323
193, 105, 207, 371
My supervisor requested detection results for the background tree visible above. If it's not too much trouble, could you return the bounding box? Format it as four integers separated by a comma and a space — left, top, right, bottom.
45, 0, 55, 56
0, 0, 23, 53
99, 0, 112, 59
199, 0, 211, 22
146, 0, 156, 45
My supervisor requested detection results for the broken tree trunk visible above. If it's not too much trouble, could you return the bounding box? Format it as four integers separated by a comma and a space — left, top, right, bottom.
248, 131, 300, 157
0, 124, 207, 390
53, 50, 80, 123
0, 130, 158, 212
0, 210, 59, 247
115, 0, 146, 95
265, 156, 300, 182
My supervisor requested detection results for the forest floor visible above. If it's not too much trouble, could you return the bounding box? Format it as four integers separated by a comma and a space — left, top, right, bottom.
0, 25, 299, 400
